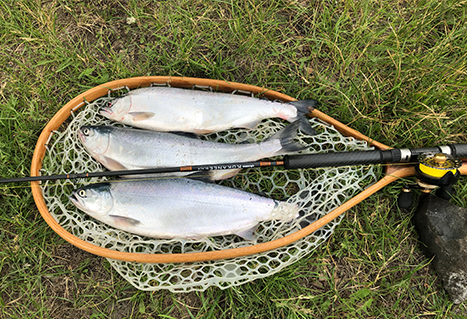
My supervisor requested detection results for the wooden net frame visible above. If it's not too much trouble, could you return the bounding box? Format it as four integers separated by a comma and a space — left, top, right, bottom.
30, 76, 467, 263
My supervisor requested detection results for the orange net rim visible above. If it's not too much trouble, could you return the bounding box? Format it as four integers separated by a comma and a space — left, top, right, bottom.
30, 76, 466, 263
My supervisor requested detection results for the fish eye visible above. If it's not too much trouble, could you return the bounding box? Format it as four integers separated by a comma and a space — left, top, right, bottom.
107, 101, 113, 108
78, 190, 86, 197
82, 128, 90, 136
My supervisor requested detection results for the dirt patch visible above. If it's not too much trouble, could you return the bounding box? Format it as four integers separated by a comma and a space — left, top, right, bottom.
40, 245, 114, 318
40, 244, 219, 318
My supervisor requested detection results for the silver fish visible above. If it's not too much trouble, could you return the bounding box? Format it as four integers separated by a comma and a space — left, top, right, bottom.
78, 121, 305, 180
70, 179, 299, 240
100, 87, 317, 135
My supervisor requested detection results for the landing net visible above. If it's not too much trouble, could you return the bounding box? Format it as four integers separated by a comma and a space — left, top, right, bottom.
40, 87, 378, 292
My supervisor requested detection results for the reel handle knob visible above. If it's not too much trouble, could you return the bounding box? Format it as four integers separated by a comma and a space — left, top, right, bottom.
398, 188, 413, 209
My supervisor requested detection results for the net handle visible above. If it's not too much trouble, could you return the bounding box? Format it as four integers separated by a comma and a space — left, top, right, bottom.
31, 76, 399, 263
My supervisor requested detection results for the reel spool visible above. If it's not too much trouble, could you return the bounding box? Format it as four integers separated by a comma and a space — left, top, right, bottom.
398, 152, 463, 209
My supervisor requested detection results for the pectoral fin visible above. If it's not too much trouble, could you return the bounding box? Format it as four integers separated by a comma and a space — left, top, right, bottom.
128, 112, 156, 121
241, 119, 261, 130
236, 226, 257, 241
103, 157, 127, 171
109, 215, 141, 227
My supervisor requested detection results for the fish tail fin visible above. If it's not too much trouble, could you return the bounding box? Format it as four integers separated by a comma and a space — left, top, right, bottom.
266, 120, 306, 154
271, 201, 300, 222
288, 99, 318, 136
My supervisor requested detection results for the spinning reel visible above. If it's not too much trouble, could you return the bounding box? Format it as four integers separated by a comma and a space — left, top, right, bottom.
398, 152, 463, 209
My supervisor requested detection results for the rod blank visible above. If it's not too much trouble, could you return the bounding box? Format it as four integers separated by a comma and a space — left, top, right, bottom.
0, 161, 283, 184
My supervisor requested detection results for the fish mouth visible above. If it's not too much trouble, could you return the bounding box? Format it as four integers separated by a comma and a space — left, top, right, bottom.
77, 130, 85, 144
69, 192, 79, 206
69, 192, 87, 212
99, 106, 113, 117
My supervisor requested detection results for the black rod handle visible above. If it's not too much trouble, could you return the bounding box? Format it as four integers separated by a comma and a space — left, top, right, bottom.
451, 144, 467, 158
283, 150, 396, 170
283, 144, 467, 170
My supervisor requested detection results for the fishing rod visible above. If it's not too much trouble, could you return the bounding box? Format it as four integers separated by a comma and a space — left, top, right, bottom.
2, 143, 467, 184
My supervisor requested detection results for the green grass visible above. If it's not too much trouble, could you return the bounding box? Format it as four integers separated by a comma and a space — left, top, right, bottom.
1, 0, 467, 318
